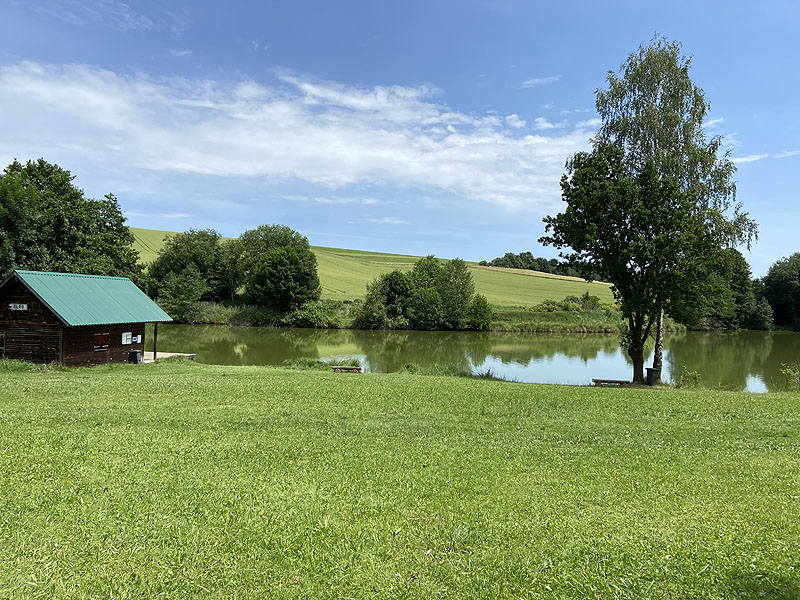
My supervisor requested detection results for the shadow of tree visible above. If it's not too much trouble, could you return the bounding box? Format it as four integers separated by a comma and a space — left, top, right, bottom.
726, 570, 800, 599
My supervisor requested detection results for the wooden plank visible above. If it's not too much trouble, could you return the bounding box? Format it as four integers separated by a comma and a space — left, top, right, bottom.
592, 378, 630, 388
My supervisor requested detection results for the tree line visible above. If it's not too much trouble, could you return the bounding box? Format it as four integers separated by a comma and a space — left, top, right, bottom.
2, 153, 800, 341
479, 252, 600, 280
142, 225, 321, 322
353, 256, 493, 330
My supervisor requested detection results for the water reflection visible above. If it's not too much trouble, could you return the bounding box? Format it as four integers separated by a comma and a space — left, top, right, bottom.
146, 325, 800, 392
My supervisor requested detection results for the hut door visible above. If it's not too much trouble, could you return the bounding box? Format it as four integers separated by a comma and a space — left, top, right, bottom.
0, 331, 5, 358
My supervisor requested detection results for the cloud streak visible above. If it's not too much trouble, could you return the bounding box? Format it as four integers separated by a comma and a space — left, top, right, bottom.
0, 61, 595, 209
521, 75, 560, 88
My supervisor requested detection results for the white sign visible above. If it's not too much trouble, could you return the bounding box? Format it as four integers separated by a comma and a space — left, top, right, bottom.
122, 332, 132, 345
8, 303, 28, 311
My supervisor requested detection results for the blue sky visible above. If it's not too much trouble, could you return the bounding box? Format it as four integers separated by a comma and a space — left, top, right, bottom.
1, 0, 798, 276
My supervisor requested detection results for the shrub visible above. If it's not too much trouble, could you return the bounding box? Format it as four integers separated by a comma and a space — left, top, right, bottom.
408, 287, 444, 330
468, 294, 494, 330
158, 263, 208, 323
249, 246, 321, 312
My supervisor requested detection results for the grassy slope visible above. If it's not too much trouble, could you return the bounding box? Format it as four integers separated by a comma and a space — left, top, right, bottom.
1, 361, 798, 598
131, 228, 614, 306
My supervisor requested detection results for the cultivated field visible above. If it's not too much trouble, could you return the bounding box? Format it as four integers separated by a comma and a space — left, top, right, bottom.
2, 360, 798, 598
131, 228, 614, 306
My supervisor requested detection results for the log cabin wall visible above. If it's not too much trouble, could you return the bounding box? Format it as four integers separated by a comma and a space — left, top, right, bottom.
0, 279, 61, 363
62, 324, 145, 367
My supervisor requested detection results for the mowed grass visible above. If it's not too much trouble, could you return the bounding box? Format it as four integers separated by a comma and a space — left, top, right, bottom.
131, 228, 614, 306
1, 360, 799, 598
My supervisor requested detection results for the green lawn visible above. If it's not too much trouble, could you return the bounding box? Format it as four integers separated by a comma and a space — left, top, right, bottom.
131, 227, 614, 306
2, 360, 798, 598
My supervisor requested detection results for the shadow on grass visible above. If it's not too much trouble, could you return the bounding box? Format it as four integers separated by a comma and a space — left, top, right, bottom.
726, 570, 800, 600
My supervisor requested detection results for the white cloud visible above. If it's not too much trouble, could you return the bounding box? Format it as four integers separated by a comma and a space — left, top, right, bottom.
169, 49, 192, 57
533, 117, 562, 130
774, 150, 800, 158
575, 118, 602, 129
505, 114, 526, 128
521, 76, 560, 89
363, 217, 409, 225
733, 154, 768, 163
0, 61, 595, 209
703, 117, 724, 128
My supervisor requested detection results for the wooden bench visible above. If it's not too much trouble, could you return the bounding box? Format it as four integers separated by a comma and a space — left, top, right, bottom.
331, 365, 363, 373
592, 378, 630, 387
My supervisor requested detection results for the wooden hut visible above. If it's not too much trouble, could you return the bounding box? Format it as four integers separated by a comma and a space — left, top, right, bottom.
0, 270, 172, 366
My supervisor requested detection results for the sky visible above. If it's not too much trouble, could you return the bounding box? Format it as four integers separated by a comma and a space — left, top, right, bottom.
0, 0, 798, 276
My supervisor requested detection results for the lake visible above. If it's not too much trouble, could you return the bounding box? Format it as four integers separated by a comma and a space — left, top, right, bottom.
145, 325, 800, 392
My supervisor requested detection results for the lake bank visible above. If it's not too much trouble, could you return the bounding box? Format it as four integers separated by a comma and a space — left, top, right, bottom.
2, 361, 799, 598
145, 325, 800, 392
170, 299, 683, 334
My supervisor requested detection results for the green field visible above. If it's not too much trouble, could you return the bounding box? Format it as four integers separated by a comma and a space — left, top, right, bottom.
2, 360, 798, 598
131, 228, 614, 306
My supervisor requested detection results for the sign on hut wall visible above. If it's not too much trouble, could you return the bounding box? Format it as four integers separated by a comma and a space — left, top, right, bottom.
8, 303, 28, 311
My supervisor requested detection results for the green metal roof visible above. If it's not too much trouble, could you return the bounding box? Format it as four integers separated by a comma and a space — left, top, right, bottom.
12, 270, 172, 326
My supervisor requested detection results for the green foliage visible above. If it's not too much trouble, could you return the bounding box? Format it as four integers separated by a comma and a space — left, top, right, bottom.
157, 263, 208, 323
748, 296, 774, 331
408, 287, 444, 330
353, 270, 412, 330
548, 36, 758, 381
133, 228, 617, 307
248, 246, 321, 312
354, 257, 478, 331
148, 229, 227, 301
479, 252, 599, 279
283, 302, 341, 329
777, 362, 800, 391
410, 254, 441, 289
437, 258, 475, 329
674, 365, 702, 389
673, 248, 771, 330
763, 253, 800, 329
468, 293, 494, 330
542, 147, 709, 380
0, 159, 140, 279
281, 357, 362, 370
238, 224, 313, 290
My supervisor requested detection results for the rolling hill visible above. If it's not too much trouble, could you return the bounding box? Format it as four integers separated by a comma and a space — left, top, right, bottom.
131, 227, 614, 306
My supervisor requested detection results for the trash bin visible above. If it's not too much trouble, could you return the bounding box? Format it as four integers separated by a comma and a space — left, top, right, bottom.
645, 367, 658, 386
128, 350, 142, 364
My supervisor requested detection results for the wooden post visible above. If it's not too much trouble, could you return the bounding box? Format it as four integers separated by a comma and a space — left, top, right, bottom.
153, 322, 158, 362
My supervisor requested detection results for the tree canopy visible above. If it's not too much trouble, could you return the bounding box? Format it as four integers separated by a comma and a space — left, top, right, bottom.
248, 246, 321, 313
0, 159, 140, 279
763, 253, 800, 330
542, 37, 757, 382
354, 256, 489, 331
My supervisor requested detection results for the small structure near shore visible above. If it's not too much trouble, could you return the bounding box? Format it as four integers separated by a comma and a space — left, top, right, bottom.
0, 270, 172, 367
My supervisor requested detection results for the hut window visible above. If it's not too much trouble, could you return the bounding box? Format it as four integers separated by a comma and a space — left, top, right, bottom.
121, 332, 132, 345
94, 332, 110, 350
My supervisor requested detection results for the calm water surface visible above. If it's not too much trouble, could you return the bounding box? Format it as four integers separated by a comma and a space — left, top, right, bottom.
146, 325, 800, 393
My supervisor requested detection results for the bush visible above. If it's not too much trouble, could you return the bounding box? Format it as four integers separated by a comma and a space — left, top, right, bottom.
778, 362, 800, 391
158, 263, 208, 323
675, 365, 702, 389
408, 287, 444, 330
283, 303, 341, 329
468, 294, 494, 330
249, 246, 321, 312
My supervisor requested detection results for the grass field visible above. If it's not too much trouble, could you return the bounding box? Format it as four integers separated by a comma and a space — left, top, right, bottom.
2, 360, 799, 598
131, 228, 614, 306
